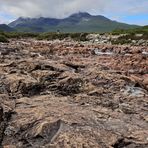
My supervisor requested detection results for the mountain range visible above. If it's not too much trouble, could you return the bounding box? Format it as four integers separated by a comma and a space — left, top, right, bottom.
0, 24, 15, 32
1, 12, 139, 33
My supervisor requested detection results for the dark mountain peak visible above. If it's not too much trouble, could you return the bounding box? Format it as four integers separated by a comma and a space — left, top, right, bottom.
0, 24, 8, 27
69, 12, 91, 18
17, 17, 25, 20
9, 17, 30, 27
0, 24, 14, 32
17, 17, 31, 21
8, 12, 138, 33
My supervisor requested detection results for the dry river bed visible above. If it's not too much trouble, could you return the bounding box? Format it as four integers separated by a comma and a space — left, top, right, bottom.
0, 39, 148, 148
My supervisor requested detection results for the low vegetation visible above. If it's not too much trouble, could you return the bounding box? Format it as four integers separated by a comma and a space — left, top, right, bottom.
112, 25, 148, 35
0, 32, 39, 39
0, 34, 9, 43
111, 26, 148, 45
111, 38, 131, 45
0, 26, 147, 44
0, 32, 89, 42
37, 32, 89, 41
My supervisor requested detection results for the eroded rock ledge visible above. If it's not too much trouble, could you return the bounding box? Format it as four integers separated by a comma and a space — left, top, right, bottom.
0, 39, 148, 148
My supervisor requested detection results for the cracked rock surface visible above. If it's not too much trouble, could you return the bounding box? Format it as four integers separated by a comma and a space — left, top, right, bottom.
0, 39, 148, 148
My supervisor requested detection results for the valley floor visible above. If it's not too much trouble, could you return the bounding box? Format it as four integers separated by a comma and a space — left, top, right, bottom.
0, 39, 148, 148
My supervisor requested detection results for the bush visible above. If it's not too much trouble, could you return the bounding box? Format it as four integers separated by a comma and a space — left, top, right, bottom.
70, 33, 88, 41
4, 32, 39, 39
111, 39, 131, 45
0, 35, 9, 43
0, 31, 89, 41
37, 32, 89, 41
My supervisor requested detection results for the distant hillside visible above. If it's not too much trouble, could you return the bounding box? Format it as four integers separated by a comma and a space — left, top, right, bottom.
112, 25, 148, 34
0, 24, 15, 32
9, 12, 139, 33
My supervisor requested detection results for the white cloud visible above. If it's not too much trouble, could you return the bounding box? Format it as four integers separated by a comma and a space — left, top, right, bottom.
0, 0, 147, 25
0, 0, 147, 18
0, 0, 106, 18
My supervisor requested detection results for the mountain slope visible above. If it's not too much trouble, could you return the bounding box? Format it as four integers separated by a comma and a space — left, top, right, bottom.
9, 12, 139, 33
112, 25, 148, 35
0, 24, 15, 32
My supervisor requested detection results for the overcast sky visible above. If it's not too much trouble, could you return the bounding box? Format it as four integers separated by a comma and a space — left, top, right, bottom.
0, 0, 148, 25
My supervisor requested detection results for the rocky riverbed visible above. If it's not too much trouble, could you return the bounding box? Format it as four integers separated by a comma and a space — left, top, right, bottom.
0, 39, 148, 148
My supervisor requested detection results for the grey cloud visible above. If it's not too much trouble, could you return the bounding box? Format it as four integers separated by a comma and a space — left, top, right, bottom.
0, 0, 106, 18
0, 0, 147, 18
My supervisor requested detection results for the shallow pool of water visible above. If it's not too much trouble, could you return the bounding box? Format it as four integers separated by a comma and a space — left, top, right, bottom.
93, 48, 114, 55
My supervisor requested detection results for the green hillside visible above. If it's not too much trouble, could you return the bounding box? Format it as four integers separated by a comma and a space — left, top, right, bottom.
112, 25, 148, 35
8, 12, 139, 33
0, 24, 15, 32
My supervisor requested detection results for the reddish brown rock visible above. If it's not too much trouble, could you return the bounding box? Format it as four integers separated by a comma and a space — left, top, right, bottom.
0, 39, 148, 148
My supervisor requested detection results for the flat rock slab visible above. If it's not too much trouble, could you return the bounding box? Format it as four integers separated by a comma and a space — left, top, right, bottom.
0, 40, 148, 148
